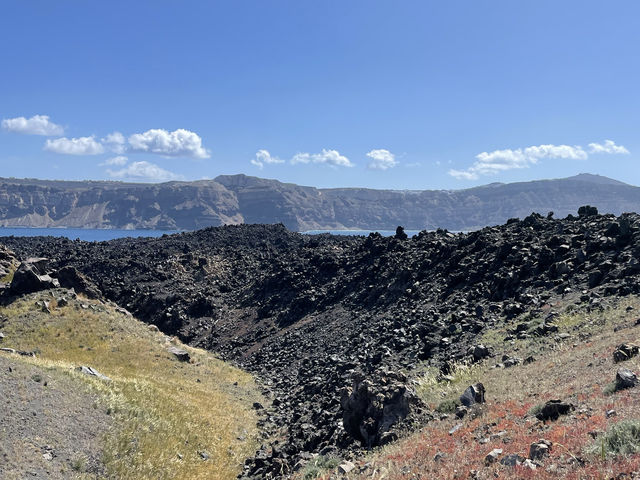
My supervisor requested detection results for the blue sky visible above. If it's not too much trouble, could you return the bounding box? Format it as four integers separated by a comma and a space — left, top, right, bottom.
1, 1, 639, 189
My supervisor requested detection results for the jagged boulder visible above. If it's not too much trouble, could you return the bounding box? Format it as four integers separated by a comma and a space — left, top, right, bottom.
615, 368, 638, 391
468, 344, 490, 362
10, 258, 59, 295
578, 205, 598, 217
460, 383, 486, 407
56, 266, 102, 299
613, 344, 640, 363
341, 371, 422, 448
535, 400, 574, 421
168, 346, 191, 362
529, 439, 552, 460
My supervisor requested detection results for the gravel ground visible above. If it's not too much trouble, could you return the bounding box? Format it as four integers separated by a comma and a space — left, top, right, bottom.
0, 354, 112, 479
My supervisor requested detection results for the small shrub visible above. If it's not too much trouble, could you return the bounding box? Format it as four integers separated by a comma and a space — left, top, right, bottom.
527, 402, 544, 417
590, 419, 640, 456
302, 455, 341, 479
603, 382, 617, 396
31, 373, 42, 383
435, 399, 459, 414
71, 455, 87, 472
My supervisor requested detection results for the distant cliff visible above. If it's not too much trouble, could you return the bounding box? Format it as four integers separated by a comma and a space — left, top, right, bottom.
0, 173, 638, 231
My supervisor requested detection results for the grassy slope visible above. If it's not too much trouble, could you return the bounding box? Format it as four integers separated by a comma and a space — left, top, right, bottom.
308, 296, 640, 479
0, 290, 263, 480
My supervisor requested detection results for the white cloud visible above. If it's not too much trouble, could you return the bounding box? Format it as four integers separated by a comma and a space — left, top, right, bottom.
44, 136, 105, 155
102, 131, 127, 154
449, 143, 589, 180
107, 161, 182, 182
366, 149, 398, 170
100, 155, 129, 166
128, 128, 210, 159
2, 115, 64, 136
588, 139, 629, 155
250, 149, 284, 169
291, 149, 353, 167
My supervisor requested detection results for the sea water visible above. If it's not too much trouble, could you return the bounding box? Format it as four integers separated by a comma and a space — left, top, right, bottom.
0, 227, 423, 242
302, 229, 422, 237
0, 227, 178, 242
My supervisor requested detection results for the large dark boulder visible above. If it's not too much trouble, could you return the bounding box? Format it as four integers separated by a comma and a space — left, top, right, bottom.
615, 368, 638, 391
10, 258, 58, 295
535, 400, 574, 421
341, 372, 422, 448
613, 344, 640, 363
460, 383, 486, 407
56, 266, 102, 299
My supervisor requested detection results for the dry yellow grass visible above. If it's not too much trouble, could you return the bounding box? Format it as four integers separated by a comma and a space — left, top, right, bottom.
0, 292, 263, 480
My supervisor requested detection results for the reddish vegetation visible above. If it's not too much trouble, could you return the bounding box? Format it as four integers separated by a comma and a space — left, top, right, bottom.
339, 301, 640, 480
350, 397, 640, 479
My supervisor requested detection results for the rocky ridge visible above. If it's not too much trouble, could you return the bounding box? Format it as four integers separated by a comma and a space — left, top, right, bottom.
2, 207, 640, 477
1, 173, 640, 231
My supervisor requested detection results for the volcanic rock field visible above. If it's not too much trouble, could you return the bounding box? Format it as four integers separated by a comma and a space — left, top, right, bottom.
2, 207, 640, 477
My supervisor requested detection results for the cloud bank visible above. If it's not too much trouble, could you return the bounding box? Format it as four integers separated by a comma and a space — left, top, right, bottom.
588, 140, 629, 155
250, 149, 285, 169
291, 149, 354, 167
106, 160, 182, 182
128, 129, 210, 159
366, 149, 398, 170
2, 115, 64, 136
449, 140, 629, 180
44, 136, 105, 155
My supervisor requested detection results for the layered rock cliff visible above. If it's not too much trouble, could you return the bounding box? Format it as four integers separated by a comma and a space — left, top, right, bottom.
0, 173, 637, 231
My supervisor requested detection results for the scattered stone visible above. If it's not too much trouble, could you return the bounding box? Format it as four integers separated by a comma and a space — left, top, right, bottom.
469, 344, 490, 362
198, 450, 210, 460
167, 346, 191, 362
522, 459, 537, 470
460, 383, 485, 407
501, 355, 521, 368
536, 400, 574, 421
338, 460, 355, 474
500, 453, 525, 467
484, 448, 502, 465
615, 368, 638, 391
449, 423, 463, 435
606, 409, 617, 418
613, 343, 640, 363
455, 405, 468, 419
529, 440, 552, 460
75, 366, 111, 382
0, 347, 35, 357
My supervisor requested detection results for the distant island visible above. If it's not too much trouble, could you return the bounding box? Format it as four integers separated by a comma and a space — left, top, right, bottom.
0, 173, 637, 232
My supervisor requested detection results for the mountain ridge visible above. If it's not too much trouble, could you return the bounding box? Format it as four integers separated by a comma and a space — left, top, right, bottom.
0, 173, 637, 231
